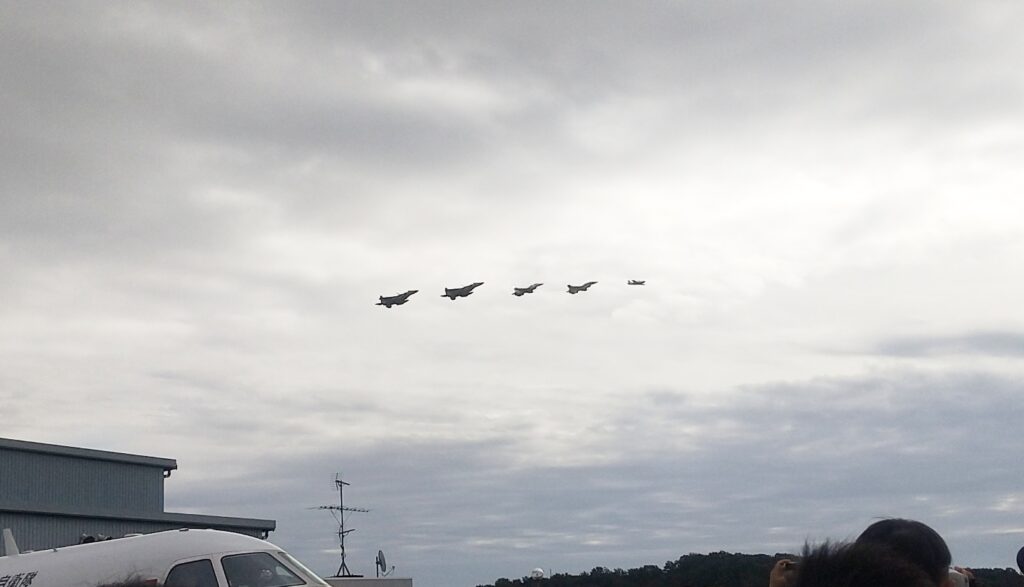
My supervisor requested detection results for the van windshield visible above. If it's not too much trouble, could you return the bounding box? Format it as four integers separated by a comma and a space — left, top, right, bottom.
275, 551, 331, 587
222, 552, 305, 587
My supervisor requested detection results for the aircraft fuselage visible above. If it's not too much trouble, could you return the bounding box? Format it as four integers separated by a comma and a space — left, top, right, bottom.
377, 290, 418, 308
442, 282, 484, 300
567, 281, 597, 294
513, 283, 543, 296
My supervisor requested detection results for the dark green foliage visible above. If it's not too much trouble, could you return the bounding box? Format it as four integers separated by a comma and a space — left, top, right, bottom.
663, 551, 783, 587
478, 551, 792, 587
478, 554, 1024, 587
970, 568, 1024, 587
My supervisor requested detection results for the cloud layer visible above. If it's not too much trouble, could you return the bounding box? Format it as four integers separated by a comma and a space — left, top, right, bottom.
2, 3, 1024, 587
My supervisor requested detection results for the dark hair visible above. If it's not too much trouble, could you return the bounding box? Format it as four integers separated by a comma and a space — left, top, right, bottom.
795, 541, 934, 587
1017, 545, 1024, 574
856, 518, 951, 585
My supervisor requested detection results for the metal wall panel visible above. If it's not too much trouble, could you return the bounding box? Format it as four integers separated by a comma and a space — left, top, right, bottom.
0, 445, 273, 558
0, 449, 164, 513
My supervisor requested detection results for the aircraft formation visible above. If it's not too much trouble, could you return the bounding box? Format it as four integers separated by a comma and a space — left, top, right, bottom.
377, 279, 645, 307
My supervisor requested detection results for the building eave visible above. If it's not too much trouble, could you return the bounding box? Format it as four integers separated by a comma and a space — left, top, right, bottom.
0, 437, 177, 472
0, 505, 275, 532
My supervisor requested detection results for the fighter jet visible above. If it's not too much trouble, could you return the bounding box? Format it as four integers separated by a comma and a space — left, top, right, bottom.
567, 281, 597, 294
376, 290, 418, 308
442, 282, 484, 300
628, 280, 646, 285
513, 283, 543, 296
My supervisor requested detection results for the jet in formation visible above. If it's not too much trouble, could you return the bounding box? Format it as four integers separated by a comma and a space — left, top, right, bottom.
442, 282, 484, 300
376, 279, 651, 305
567, 281, 598, 294
513, 283, 543, 296
376, 290, 418, 308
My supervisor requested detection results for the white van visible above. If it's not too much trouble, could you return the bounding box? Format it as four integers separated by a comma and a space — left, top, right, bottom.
0, 528, 329, 587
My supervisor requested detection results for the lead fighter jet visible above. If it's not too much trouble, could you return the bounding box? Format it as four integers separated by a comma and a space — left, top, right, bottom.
442, 282, 484, 300
513, 283, 543, 296
376, 290, 418, 308
567, 281, 597, 294
628, 280, 646, 285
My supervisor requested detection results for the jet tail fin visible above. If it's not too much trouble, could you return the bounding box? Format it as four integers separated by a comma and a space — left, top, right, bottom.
3, 528, 20, 556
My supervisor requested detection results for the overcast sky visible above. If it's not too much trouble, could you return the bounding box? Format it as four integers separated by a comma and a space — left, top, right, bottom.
2, 2, 1024, 586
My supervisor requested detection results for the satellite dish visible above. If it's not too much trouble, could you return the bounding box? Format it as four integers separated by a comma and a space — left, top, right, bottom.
376, 549, 393, 577
530, 568, 545, 579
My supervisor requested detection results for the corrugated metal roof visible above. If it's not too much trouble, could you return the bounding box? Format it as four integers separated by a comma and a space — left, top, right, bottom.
0, 437, 177, 471
0, 504, 275, 532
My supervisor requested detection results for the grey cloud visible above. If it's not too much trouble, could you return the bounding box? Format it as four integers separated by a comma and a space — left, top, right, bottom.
5, 0, 1021, 276
300, 1, 1024, 133
1, 4, 506, 273
876, 332, 1024, 357
2, 2, 500, 169
159, 371, 1023, 587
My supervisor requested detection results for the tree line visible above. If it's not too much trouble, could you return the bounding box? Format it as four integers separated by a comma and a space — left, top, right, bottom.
479, 551, 1024, 587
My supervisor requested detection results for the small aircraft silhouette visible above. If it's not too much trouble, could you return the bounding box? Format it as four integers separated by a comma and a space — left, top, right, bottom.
376, 290, 418, 308
513, 283, 543, 296
442, 282, 484, 300
567, 281, 597, 294
628, 280, 646, 285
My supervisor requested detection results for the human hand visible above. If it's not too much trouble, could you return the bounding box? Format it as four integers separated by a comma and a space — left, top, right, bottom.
953, 567, 973, 579
770, 559, 798, 587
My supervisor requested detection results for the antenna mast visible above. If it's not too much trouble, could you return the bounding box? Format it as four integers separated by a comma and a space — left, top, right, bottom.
315, 474, 370, 577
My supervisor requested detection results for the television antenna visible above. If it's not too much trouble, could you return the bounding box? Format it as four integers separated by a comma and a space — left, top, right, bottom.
313, 474, 370, 577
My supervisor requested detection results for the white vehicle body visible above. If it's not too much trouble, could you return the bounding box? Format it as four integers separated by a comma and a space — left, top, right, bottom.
0, 528, 328, 587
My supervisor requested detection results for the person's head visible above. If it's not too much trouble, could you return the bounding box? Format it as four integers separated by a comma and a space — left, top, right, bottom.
1017, 545, 1024, 574
856, 519, 952, 587
794, 541, 934, 587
